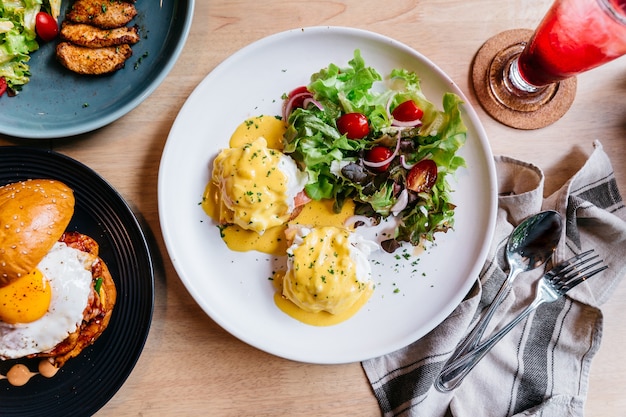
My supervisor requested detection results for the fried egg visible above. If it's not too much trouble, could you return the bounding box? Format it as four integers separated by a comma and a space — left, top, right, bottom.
0, 242, 94, 359
282, 226, 378, 315
211, 136, 308, 234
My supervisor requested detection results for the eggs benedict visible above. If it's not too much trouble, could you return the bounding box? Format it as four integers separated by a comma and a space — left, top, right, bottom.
211, 136, 308, 235
0, 179, 116, 369
281, 225, 378, 315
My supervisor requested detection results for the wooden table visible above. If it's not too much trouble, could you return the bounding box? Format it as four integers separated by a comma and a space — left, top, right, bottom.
2, 0, 626, 415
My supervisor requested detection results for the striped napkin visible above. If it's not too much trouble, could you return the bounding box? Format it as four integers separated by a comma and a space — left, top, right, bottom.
362, 141, 626, 417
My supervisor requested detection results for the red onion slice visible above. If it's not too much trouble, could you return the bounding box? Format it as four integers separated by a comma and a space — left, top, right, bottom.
385, 95, 393, 118
391, 189, 409, 215
400, 155, 415, 170
283, 91, 314, 120
392, 119, 423, 128
303, 97, 324, 111
401, 153, 433, 170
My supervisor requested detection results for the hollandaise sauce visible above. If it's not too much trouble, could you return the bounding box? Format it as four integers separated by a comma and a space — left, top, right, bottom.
229, 115, 285, 149
273, 273, 373, 327
202, 115, 370, 326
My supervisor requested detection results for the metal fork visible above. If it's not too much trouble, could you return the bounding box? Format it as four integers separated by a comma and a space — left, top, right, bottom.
435, 249, 608, 392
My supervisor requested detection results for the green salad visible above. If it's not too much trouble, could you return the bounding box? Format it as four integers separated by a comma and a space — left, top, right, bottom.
0, 0, 60, 95
282, 50, 467, 252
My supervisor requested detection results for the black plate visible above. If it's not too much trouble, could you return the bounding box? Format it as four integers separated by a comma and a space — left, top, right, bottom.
0, 147, 154, 416
0, 0, 194, 139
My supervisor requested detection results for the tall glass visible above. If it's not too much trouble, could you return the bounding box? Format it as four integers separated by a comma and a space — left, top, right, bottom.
473, 0, 626, 129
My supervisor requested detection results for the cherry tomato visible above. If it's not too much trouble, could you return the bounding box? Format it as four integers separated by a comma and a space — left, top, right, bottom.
392, 100, 424, 122
0, 77, 7, 97
365, 146, 394, 172
35, 12, 59, 42
337, 113, 369, 139
287, 86, 309, 109
406, 159, 437, 193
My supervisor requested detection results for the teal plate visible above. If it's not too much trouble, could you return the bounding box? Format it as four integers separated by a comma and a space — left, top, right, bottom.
0, 0, 194, 139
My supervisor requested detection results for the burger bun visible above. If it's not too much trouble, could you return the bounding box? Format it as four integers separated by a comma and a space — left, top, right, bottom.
0, 179, 75, 288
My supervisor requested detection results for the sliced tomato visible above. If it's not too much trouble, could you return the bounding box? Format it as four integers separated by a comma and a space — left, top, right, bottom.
392, 100, 424, 122
337, 113, 369, 139
406, 159, 437, 193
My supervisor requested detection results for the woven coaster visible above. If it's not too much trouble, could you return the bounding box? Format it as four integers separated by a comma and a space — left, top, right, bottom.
471, 29, 577, 130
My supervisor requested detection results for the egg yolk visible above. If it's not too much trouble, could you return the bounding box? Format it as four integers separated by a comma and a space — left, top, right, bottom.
0, 268, 51, 324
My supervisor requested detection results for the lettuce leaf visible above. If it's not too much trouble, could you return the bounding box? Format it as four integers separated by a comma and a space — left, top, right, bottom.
0, 0, 58, 94
283, 50, 467, 249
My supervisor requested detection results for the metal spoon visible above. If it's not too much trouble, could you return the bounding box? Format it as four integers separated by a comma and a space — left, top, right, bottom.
436, 210, 563, 391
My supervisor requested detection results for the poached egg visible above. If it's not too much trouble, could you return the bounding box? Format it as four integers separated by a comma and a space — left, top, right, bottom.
282, 226, 378, 315
211, 136, 308, 235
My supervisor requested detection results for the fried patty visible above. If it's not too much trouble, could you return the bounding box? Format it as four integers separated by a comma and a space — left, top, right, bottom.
60, 22, 140, 48
56, 42, 133, 75
66, 0, 137, 29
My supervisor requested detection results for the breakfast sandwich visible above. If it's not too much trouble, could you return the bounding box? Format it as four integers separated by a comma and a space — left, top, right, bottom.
0, 179, 116, 369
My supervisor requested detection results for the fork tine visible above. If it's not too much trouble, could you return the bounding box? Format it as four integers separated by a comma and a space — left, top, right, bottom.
549, 248, 608, 293
560, 259, 603, 281
557, 263, 608, 292
547, 251, 598, 282
546, 249, 595, 277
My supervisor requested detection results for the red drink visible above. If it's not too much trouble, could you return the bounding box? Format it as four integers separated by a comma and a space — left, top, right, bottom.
518, 0, 626, 86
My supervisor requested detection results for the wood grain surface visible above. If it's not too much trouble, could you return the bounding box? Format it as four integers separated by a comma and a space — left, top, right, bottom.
2, 1, 625, 415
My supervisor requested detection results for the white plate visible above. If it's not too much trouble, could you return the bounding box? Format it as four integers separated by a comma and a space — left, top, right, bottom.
158, 26, 497, 364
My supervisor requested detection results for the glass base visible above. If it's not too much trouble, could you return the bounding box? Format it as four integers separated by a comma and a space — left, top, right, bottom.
471, 29, 577, 130
488, 43, 559, 112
